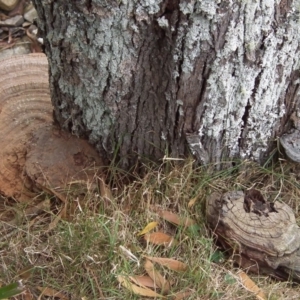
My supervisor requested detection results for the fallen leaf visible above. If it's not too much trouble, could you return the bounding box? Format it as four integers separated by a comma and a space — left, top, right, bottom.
99, 178, 113, 201
144, 260, 171, 294
129, 275, 156, 289
138, 221, 158, 236
237, 271, 266, 300
173, 289, 193, 300
23, 288, 34, 300
17, 266, 34, 281
145, 256, 188, 272
37, 286, 68, 300
157, 210, 195, 227
144, 232, 178, 247
188, 197, 197, 208
117, 275, 165, 298
0, 281, 24, 298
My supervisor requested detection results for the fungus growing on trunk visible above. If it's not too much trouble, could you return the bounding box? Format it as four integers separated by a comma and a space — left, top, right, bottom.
0, 54, 102, 201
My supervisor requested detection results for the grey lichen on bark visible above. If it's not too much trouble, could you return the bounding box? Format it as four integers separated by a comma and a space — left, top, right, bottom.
33, 0, 300, 167
34, 1, 129, 159
182, 0, 300, 163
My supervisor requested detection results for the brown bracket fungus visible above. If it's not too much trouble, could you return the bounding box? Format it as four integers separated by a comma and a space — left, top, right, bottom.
280, 129, 300, 163
0, 53, 102, 201
206, 190, 300, 282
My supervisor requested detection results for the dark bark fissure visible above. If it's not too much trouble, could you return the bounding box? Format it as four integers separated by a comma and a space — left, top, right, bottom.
278, 69, 300, 134
239, 66, 263, 149
86, 0, 92, 13
195, 64, 209, 132
238, 99, 252, 149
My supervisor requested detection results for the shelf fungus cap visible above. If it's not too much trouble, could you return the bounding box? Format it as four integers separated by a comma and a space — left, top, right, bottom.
206, 191, 300, 282
207, 191, 300, 257
280, 129, 300, 163
0, 53, 103, 201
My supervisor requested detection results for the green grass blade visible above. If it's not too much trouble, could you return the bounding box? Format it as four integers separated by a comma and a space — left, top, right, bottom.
0, 281, 24, 299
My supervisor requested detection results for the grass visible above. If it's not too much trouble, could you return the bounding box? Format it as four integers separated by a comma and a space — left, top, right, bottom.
1, 157, 300, 299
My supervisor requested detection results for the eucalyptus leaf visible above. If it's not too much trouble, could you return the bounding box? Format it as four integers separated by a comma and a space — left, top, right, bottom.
0, 281, 24, 299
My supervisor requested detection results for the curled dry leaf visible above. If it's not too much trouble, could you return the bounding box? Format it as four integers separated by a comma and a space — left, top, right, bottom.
17, 266, 34, 281
99, 178, 113, 201
144, 232, 178, 247
237, 271, 266, 300
144, 259, 171, 294
145, 256, 188, 272
156, 210, 196, 227
138, 221, 158, 236
117, 275, 165, 298
129, 275, 156, 289
188, 197, 197, 208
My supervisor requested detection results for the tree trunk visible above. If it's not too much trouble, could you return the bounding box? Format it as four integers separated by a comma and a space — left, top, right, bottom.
32, 0, 300, 168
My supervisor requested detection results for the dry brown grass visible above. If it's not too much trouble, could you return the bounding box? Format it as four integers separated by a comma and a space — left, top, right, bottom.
0, 157, 300, 299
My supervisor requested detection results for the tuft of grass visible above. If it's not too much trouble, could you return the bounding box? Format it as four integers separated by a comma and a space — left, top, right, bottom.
1, 157, 300, 299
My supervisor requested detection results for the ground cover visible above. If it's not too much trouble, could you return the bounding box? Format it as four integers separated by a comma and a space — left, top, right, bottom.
1, 157, 300, 299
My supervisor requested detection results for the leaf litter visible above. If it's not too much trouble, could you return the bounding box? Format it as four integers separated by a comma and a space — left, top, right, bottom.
2, 159, 298, 298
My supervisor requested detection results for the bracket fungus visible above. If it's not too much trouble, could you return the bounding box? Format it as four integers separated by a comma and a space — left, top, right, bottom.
0, 53, 102, 201
280, 129, 300, 163
280, 112, 300, 163
206, 190, 300, 282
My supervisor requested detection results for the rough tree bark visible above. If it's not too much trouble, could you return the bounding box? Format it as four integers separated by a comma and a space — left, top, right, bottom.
32, 0, 300, 168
